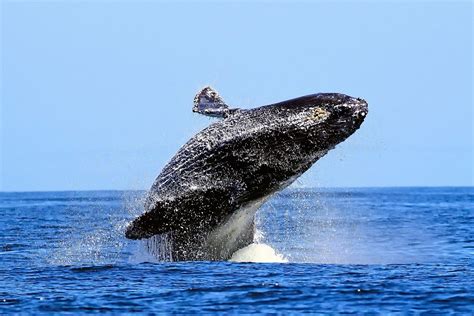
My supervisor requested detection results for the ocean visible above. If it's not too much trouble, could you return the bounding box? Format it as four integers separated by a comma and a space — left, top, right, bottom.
1, 187, 473, 314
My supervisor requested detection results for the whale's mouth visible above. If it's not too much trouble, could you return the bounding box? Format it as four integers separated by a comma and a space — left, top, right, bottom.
353, 99, 368, 120
331, 97, 368, 126
338, 97, 368, 115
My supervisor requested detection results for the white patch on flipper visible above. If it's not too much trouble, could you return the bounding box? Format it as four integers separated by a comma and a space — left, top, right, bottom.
229, 243, 288, 263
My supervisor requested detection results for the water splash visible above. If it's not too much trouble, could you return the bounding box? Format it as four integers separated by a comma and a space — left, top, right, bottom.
144, 234, 174, 261
229, 243, 287, 263
49, 217, 129, 266
49, 191, 144, 266
45, 188, 437, 265
257, 186, 438, 264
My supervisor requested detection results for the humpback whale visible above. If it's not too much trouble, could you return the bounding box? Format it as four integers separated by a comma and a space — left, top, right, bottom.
126, 87, 368, 261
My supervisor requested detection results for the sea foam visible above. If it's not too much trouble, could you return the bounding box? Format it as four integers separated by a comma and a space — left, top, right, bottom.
229, 243, 288, 263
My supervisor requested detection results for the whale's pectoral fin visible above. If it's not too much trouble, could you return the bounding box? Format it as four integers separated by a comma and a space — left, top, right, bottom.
192, 86, 238, 118
125, 187, 237, 240
125, 200, 177, 240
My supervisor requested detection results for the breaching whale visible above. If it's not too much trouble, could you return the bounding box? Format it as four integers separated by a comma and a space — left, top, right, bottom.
125, 87, 368, 261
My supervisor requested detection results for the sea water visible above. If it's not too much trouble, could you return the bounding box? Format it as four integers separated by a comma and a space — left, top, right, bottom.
1, 188, 473, 313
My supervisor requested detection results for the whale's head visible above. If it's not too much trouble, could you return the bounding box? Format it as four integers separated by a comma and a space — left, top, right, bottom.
221, 92, 370, 186
277, 93, 367, 132
261, 93, 368, 150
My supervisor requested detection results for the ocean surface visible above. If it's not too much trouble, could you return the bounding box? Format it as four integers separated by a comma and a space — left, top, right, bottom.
1, 187, 473, 314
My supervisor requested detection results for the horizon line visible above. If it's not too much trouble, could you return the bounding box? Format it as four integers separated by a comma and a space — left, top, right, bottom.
0, 185, 473, 194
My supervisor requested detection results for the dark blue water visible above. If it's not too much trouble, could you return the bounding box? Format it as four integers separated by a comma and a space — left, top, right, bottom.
1, 188, 473, 314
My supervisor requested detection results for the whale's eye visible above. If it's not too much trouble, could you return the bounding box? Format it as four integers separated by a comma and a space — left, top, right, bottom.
308, 107, 330, 122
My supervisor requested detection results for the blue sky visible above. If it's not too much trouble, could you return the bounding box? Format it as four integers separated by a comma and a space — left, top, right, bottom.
1, 1, 472, 191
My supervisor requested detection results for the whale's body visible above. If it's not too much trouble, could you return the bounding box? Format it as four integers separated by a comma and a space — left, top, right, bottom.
126, 87, 368, 261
